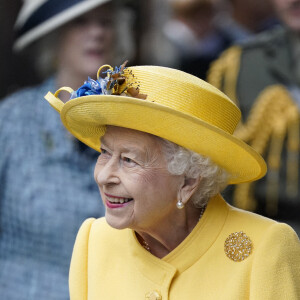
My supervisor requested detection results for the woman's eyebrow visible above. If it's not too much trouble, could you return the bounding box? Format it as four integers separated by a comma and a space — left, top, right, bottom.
120, 147, 146, 161
100, 140, 144, 156
122, 145, 142, 152
100, 137, 111, 148
100, 140, 108, 147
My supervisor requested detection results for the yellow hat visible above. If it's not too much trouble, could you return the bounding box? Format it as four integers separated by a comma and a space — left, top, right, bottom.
45, 63, 266, 184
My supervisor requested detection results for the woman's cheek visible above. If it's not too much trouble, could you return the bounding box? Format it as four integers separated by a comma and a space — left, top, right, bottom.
131, 169, 161, 185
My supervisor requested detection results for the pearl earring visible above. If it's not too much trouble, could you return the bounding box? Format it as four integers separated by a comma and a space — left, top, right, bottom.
176, 199, 184, 209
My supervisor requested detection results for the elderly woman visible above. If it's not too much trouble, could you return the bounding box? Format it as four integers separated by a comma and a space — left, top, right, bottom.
45, 62, 300, 299
0, 1, 135, 299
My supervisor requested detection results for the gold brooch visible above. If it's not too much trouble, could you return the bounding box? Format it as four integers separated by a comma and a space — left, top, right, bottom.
224, 231, 253, 262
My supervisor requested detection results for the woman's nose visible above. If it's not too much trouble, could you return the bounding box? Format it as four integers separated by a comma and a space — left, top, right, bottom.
95, 158, 120, 186
86, 20, 109, 38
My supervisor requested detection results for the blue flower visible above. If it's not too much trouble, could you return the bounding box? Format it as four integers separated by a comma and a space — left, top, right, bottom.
69, 61, 141, 100
73, 77, 103, 98
87, 77, 102, 92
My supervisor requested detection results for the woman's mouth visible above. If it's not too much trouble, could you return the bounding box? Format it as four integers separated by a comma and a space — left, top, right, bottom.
105, 194, 133, 207
85, 48, 104, 58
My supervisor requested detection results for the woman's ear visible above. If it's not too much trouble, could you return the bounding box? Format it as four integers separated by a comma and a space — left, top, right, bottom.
178, 176, 201, 205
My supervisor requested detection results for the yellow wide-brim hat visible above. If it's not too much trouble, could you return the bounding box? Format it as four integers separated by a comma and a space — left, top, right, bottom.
45, 64, 266, 184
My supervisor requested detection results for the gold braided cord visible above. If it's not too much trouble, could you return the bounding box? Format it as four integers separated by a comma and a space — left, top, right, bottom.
266, 118, 286, 216
207, 46, 242, 106
208, 49, 299, 214
286, 108, 299, 198
234, 85, 299, 214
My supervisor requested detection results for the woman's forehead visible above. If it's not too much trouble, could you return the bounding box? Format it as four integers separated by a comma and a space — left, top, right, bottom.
101, 126, 161, 151
83, 4, 114, 19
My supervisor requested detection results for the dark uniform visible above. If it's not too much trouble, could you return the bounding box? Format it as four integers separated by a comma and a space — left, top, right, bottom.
208, 26, 300, 234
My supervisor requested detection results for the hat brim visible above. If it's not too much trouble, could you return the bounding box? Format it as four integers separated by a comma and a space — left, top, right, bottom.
58, 95, 266, 185
14, 0, 111, 51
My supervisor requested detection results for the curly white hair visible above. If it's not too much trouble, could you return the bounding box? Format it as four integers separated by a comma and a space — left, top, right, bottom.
159, 138, 228, 207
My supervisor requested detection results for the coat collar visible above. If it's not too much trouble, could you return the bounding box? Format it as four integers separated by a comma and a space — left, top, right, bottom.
127, 194, 229, 285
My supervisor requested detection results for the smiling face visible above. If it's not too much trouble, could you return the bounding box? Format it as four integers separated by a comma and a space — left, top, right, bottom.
57, 3, 115, 80
94, 126, 184, 231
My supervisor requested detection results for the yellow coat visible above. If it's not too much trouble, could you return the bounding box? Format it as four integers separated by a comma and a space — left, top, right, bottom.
69, 195, 300, 299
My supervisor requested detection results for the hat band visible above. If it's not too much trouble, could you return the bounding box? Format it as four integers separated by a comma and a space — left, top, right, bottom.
16, 0, 83, 38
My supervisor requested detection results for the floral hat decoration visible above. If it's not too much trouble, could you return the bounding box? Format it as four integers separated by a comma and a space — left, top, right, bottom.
69, 61, 147, 100
45, 61, 267, 185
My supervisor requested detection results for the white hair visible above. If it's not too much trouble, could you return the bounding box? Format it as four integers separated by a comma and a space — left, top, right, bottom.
159, 138, 228, 207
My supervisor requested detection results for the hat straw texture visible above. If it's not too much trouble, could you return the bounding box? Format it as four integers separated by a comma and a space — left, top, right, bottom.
45, 65, 267, 184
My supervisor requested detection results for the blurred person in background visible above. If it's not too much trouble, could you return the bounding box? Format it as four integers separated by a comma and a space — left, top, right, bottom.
214, 0, 277, 42
208, 0, 300, 234
163, 0, 231, 79
162, 0, 276, 80
0, 0, 134, 299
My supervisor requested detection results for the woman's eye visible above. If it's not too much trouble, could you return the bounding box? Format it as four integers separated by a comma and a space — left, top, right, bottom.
100, 148, 107, 154
122, 157, 137, 167
100, 148, 110, 157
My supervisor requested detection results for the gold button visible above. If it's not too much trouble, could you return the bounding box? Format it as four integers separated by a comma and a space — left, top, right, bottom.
145, 291, 162, 300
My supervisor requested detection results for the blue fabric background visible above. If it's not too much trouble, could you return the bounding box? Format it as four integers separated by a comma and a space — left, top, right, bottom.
0, 78, 104, 299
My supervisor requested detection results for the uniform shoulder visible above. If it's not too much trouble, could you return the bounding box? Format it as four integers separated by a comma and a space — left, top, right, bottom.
238, 26, 286, 51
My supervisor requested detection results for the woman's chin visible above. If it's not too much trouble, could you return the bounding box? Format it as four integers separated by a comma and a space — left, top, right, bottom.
105, 213, 130, 230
